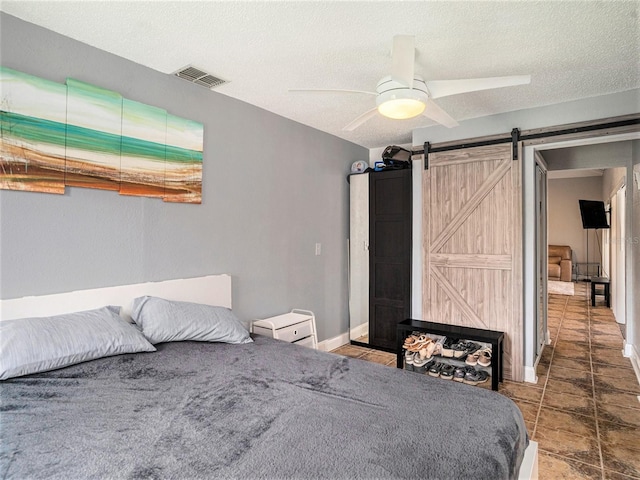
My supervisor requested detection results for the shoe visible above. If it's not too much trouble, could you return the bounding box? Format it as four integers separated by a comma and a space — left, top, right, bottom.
427, 362, 444, 378
440, 364, 456, 380
453, 341, 481, 359
403, 334, 421, 350
404, 351, 415, 371
465, 350, 480, 366
463, 369, 489, 386
453, 366, 473, 382
408, 336, 432, 353
477, 348, 492, 367
441, 337, 459, 358
412, 354, 426, 373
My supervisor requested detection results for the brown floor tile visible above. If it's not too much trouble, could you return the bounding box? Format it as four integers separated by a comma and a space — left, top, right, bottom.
594, 374, 640, 395
546, 377, 594, 398
331, 345, 369, 358
591, 323, 625, 336
538, 452, 603, 480
536, 361, 550, 379
539, 346, 554, 365
551, 356, 592, 372
558, 330, 590, 343
602, 444, 640, 478
554, 343, 591, 362
597, 402, 640, 427
595, 389, 640, 411
548, 365, 593, 384
592, 363, 634, 376
592, 334, 625, 349
598, 420, 640, 453
533, 427, 601, 467
543, 390, 595, 417
564, 311, 590, 321
499, 381, 544, 404
512, 398, 540, 422
565, 303, 587, 311
359, 350, 396, 366
604, 470, 640, 480
592, 347, 634, 368
537, 407, 597, 437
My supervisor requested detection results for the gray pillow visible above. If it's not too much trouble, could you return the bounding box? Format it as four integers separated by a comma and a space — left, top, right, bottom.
131, 296, 253, 345
0, 306, 156, 380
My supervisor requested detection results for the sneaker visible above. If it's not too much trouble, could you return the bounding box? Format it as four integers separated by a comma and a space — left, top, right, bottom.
413, 354, 429, 374
463, 368, 489, 386
440, 364, 456, 380
477, 348, 492, 367
453, 365, 475, 382
427, 362, 444, 378
465, 350, 480, 366
404, 351, 415, 371
441, 337, 459, 358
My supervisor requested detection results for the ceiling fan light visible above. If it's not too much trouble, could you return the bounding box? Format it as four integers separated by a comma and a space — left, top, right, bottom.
378, 98, 425, 119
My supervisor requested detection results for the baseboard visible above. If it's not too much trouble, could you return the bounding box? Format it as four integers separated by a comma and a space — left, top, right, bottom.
524, 366, 538, 384
317, 332, 350, 352
350, 322, 368, 341
624, 341, 640, 387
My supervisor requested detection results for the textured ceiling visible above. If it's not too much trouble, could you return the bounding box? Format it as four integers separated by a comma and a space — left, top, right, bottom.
1, 1, 638, 148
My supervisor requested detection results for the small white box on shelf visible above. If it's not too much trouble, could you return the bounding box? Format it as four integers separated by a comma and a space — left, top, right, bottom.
251, 309, 317, 349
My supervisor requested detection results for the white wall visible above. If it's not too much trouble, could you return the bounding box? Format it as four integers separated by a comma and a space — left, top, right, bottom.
548, 176, 604, 267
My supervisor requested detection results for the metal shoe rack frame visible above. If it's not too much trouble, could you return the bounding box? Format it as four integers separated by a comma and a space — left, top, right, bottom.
396, 318, 505, 391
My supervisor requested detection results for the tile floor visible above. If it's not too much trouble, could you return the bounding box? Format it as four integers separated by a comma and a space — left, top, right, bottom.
331, 282, 640, 479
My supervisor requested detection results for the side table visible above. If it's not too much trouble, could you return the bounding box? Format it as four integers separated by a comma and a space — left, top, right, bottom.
591, 277, 610, 307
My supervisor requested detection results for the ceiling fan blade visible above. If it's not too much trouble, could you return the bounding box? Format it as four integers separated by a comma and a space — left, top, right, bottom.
343, 107, 379, 131
421, 99, 459, 128
289, 88, 377, 95
426, 75, 531, 99
391, 35, 415, 88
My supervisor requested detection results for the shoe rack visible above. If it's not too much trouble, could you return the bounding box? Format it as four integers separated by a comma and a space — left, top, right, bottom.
396, 318, 504, 391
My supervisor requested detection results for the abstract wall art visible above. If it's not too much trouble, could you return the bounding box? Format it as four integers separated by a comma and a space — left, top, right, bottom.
0, 66, 204, 204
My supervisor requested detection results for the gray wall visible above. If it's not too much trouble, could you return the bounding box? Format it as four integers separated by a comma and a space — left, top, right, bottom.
548, 176, 603, 266
0, 13, 369, 342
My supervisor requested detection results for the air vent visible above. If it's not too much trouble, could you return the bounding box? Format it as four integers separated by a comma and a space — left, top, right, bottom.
173, 65, 227, 90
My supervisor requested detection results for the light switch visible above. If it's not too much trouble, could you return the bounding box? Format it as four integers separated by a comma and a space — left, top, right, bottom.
315, 243, 321, 256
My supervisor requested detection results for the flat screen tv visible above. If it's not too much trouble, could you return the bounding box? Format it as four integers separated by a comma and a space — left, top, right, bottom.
579, 200, 609, 229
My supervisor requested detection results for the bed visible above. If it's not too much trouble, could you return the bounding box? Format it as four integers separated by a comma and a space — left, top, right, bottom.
0, 275, 537, 479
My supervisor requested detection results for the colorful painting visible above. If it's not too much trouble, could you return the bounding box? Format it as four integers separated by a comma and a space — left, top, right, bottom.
0, 67, 67, 194
120, 99, 167, 198
0, 66, 204, 204
164, 114, 203, 204
65, 79, 122, 191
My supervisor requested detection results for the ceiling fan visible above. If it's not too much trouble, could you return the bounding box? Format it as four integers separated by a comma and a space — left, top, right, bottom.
290, 35, 531, 131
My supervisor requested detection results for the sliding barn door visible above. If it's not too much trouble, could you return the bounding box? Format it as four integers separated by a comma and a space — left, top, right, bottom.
423, 144, 523, 381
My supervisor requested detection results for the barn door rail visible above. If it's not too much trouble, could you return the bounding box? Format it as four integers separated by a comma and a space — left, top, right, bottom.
419, 116, 640, 170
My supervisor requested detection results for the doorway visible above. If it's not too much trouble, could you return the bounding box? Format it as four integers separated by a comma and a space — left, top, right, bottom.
523, 129, 639, 376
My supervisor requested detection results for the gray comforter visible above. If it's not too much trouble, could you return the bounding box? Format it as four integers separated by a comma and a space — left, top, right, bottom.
1, 335, 527, 479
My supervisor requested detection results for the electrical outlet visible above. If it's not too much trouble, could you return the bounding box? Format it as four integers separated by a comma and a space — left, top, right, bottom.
315, 243, 321, 256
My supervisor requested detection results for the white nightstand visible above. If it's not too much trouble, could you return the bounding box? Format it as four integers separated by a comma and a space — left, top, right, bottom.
251, 309, 317, 349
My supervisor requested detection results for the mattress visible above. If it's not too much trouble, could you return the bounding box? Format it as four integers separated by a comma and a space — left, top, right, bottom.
0, 335, 528, 479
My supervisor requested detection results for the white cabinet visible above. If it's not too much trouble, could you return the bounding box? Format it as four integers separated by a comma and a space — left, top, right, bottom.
252, 309, 317, 349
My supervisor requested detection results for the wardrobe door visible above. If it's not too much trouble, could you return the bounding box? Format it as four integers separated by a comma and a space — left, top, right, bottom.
369, 169, 412, 350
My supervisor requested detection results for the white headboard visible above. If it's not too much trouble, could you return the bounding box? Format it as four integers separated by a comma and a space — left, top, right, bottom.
0, 274, 232, 322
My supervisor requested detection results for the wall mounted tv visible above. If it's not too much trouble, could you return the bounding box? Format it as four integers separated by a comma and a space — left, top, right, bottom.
579, 200, 610, 229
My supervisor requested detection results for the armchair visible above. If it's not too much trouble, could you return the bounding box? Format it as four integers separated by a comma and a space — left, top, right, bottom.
548, 245, 572, 282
